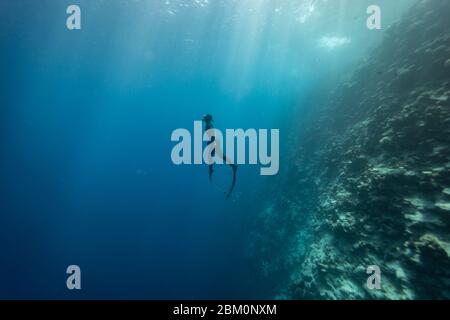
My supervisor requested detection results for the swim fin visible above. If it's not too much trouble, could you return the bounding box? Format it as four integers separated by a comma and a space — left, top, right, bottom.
225, 164, 237, 200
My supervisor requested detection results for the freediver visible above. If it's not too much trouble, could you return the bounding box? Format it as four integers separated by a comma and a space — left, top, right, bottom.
202, 114, 238, 199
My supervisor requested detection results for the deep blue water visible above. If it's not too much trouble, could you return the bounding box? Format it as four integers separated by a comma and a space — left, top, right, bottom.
0, 0, 413, 299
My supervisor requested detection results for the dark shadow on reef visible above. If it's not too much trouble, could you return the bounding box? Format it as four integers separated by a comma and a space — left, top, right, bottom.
250, 0, 450, 299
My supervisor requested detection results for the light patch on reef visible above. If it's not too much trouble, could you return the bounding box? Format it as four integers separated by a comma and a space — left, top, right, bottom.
318, 36, 351, 51
418, 234, 450, 258
435, 201, 450, 211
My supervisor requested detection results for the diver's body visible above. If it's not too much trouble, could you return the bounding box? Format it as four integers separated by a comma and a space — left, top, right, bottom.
202, 114, 237, 199
203, 115, 216, 182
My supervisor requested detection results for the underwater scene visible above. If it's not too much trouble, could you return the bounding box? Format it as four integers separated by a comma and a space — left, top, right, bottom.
0, 0, 449, 300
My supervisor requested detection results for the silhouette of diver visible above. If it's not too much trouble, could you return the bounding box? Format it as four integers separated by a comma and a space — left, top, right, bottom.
202, 114, 237, 199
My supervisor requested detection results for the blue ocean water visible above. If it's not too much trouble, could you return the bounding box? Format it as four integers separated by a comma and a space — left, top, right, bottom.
0, 0, 414, 299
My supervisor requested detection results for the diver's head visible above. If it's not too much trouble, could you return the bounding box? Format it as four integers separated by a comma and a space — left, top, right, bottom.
202, 114, 213, 124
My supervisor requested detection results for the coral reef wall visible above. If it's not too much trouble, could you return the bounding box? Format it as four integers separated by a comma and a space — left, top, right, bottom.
252, 0, 450, 299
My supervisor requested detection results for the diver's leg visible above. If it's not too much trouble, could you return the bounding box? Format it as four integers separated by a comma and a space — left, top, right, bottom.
222, 154, 237, 169
225, 163, 237, 199
209, 164, 214, 182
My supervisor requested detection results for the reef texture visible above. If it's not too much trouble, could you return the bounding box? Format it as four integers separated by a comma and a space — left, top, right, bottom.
252, 0, 450, 299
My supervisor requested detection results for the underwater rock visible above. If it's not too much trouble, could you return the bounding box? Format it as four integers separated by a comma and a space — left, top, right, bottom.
251, 0, 450, 300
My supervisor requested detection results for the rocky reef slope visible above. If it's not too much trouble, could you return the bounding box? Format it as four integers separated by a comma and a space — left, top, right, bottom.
252, 0, 450, 299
